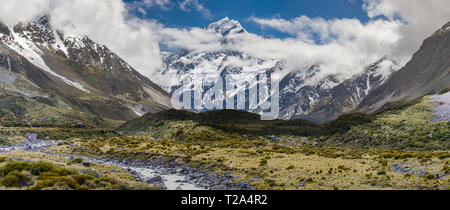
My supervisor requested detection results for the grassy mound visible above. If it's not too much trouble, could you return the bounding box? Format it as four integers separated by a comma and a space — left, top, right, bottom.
118, 109, 375, 137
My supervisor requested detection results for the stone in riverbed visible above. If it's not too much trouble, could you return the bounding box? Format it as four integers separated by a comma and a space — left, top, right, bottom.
158, 168, 169, 175
25, 133, 38, 142
146, 176, 167, 189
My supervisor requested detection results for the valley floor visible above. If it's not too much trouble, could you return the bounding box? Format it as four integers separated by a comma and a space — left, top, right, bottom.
0, 128, 448, 190
0, 93, 449, 190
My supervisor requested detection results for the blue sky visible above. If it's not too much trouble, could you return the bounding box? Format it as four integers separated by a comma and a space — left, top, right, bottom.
125, 0, 370, 38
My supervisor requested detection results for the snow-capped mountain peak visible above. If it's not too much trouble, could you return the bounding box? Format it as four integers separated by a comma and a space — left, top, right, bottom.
205, 17, 246, 36
154, 19, 401, 122
0, 16, 172, 120
0, 17, 91, 92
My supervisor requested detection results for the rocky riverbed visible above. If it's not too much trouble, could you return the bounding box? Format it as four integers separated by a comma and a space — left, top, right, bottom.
390, 163, 446, 179
60, 156, 256, 190
0, 134, 255, 190
0, 134, 60, 153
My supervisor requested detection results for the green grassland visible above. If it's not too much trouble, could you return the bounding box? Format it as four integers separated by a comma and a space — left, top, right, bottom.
314, 96, 449, 150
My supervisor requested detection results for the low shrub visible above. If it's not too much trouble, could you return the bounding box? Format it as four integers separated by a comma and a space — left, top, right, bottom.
0, 171, 33, 187
286, 165, 295, 170
52, 177, 79, 189
71, 158, 84, 164
443, 165, 450, 174
259, 156, 270, 167
423, 174, 436, 180
30, 161, 55, 176
72, 174, 95, 185
75, 185, 90, 190
439, 88, 450, 95
38, 172, 59, 180
0, 161, 31, 176
31, 179, 55, 190
377, 171, 386, 176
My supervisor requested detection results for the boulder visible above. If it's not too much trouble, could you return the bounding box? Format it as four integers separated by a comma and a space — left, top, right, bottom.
146, 176, 167, 189
25, 133, 38, 142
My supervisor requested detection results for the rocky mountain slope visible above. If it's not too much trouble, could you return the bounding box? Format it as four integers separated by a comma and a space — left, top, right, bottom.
359, 21, 450, 111
154, 17, 398, 122
0, 16, 171, 123
282, 58, 397, 122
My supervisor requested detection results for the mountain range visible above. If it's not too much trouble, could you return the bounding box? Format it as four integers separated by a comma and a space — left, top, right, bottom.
153, 17, 407, 123
0, 16, 448, 124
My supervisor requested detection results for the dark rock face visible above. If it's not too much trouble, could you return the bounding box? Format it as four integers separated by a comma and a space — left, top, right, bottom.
0, 22, 10, 36
359, 21, 450, 111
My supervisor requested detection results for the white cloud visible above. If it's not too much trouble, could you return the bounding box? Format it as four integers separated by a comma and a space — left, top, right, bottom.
0, 0, 52, 25
128, 0, 173, 15
157, 27, 220, 51
247, 16, 402, 80
362, 0, 450, 61
142, 0, 172, 8
179, 0, 212, 18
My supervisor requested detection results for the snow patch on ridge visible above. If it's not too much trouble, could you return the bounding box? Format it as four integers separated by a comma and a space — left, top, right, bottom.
53, 31, 69, 56
64, 35, 87, 49
128, 105, 145, 117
